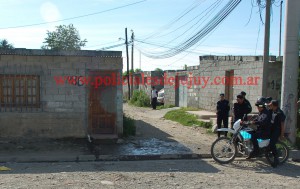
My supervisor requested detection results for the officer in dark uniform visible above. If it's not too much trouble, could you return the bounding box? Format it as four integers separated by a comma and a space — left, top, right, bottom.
216, 93, 230, 137
240, 91, 252, 113
268, 100, 286, 168
265, 97, 273, 110
232, 94, 252, 125
247, 97, 271, 159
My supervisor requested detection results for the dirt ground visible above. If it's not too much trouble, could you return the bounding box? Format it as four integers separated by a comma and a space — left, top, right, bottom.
1, 159, 300, 189
123, 103, 216, 155
0, 103, 216, 157
0, 103, 300, 188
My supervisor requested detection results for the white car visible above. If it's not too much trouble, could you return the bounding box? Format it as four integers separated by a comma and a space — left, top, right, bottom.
157, 89, 164, 105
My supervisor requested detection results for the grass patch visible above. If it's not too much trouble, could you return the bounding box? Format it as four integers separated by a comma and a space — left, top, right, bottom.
123, 115, 136, 137
181, 107, 201, 111
164, 108, 211, 128
129, 90, 150, 107
156, 104, 176, 110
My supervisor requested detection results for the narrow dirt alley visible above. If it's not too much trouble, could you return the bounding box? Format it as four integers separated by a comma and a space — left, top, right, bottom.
123, 103, 216, 155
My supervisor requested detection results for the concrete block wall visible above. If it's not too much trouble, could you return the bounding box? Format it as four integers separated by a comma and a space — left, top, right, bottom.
266, 61, 283, 102
198, 56, 266, 112
164, 56, 281, 114
0, 49, 123, 139
164, 71, 177, 106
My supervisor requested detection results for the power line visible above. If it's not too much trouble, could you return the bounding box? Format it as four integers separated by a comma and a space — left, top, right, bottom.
137, 0, 223, 51
139, 0, 206, 40
255, 22, 262, 55
138, 0, 242, 59
0, 0, 147, 30
96, 43, 125, 50
85, 40, 123, 48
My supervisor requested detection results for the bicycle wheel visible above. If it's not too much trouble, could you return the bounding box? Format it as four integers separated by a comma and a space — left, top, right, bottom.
211, 137, 237, 164
265, 141, 289, 165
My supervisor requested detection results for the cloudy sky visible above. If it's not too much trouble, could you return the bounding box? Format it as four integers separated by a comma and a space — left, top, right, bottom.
0, 0, 284, 71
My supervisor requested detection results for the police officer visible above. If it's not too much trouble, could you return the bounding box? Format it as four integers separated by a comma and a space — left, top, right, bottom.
268, 100, 286, 168
216, 93, 230, 137
246, 97, 271, 159
232, 94, 252, 125
265, 97, 273, 110
240, 91, 252, 113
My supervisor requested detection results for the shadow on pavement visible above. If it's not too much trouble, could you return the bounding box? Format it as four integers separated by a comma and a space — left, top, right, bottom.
0, 159, 220, 174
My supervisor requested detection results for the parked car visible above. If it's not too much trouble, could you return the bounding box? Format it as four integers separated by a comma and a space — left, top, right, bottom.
157, 89, 164, 105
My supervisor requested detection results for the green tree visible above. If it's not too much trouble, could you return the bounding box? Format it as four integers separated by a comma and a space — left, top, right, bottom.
42, 24, 87, 50
135, 68, 142, 73
154, 68, 163, 72
184, 64, 187, 70
123, 69, 134, 76
0, 39, 14, 49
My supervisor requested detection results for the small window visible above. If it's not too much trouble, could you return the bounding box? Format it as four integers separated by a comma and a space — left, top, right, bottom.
0, 75, 40, 108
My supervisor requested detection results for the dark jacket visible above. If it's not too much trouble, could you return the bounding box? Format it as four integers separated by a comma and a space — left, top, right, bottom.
244, 98, 252, 113
233, 101, 252, 121
217, 99, 230, 116
270, 108, 286, 134
254, 108, 271, 137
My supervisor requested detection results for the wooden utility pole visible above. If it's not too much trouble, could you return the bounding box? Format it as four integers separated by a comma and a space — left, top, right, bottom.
125, 28, 130, 100
262, 0, 271, 96
281, 0, 300, 144
131, 30, 134, 97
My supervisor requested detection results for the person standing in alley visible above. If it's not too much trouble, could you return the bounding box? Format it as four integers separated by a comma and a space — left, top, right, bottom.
216, 93, 230, 137
151, 86, 158, 110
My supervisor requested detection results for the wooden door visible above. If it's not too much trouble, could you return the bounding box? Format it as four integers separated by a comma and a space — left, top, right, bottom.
88, 71, 117, 136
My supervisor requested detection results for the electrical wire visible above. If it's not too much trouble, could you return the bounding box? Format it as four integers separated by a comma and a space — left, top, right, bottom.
139, 0, 206, 41
255, 22, 262, 55
139, 0, 242, 59
0, 0, 147, 30
137, 0, 223, 52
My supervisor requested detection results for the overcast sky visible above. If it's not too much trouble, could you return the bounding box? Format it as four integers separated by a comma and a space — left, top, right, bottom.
0, 0, 284, 71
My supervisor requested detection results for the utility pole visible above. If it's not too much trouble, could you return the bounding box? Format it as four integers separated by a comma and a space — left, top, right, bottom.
139, 50, 141, 69
278, 0, 283, 61
125, 28, 130, 100
262, 0, 271, 96
131, 30, 134, 98
281, 0, 300, 144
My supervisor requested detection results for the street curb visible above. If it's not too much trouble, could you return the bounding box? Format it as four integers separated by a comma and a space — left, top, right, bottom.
0, 153, 212, 163
0, 152, 299, 163
96, 154, 212, 161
